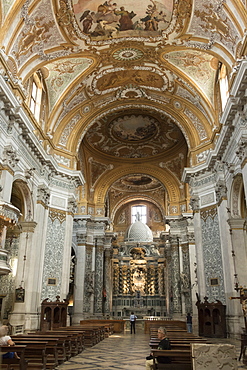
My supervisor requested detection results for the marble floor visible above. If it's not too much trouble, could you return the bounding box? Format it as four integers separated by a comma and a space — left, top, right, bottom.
57, 330, 247, 370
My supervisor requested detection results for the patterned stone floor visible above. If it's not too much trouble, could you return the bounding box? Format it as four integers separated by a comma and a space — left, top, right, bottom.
57, 331, 247, 369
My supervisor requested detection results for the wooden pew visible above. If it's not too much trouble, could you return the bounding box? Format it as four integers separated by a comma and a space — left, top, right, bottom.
14, 335, 65, 367
145, 320, 187, 334
149, 337, 208, 349
50, 330, 83, 355
80, 319, 123, 333
56, 326, 97, 348
34, 332, 72, 362
151, 349, 192, 370
5, 342, 47, 370
1, 345, 27, 370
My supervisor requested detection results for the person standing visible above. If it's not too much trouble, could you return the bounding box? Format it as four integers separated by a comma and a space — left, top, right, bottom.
186, 313, 192, 333
130, 312, 137, 334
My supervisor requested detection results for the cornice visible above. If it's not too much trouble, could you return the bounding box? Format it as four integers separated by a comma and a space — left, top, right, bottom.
0, 75, 84, 186
182, 60, 247, 183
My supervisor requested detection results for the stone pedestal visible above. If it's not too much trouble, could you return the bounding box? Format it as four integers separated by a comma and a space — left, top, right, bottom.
192, 343, 237, 370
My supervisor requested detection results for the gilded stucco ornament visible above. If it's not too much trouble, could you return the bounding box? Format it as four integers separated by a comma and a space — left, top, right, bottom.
112, 47, 144, 61
88, 65, 175, 95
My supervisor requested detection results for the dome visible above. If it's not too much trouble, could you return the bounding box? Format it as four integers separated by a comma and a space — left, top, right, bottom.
124, 220, 153, 242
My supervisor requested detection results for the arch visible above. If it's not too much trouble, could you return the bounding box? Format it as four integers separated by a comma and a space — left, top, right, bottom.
230, 174, 245, 218
111, 194, 167, 224
60, 102, 206, 154
94, 165, 181, 205
11, 179, 34, 221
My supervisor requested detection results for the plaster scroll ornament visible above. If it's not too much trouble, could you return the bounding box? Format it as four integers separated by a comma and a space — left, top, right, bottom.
2, 145, 19, 169
67, 198, 77, 214
189, 195, 200, 212
196, 149, 210, 163
215, 180, 227, 204
37, 185, 50, 205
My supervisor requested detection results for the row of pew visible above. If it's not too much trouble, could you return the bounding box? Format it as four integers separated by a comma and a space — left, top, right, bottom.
149, 323, 209, 369
1, 323, 114, 370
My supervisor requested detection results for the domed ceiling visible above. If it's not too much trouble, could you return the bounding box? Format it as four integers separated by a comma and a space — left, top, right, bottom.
83, 111, 186, 159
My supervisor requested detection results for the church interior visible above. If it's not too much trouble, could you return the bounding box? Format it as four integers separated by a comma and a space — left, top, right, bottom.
0, 0, 247, 342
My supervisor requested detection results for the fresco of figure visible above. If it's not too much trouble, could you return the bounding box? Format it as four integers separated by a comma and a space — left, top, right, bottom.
114, 6, 136, 31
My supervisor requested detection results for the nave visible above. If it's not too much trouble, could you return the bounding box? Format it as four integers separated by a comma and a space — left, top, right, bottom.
57, 331, 150, 370
56, 331, 247, 370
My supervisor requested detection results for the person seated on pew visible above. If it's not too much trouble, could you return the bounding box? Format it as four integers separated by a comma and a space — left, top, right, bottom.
146, 326, 171, 370
0, 325, 20, 359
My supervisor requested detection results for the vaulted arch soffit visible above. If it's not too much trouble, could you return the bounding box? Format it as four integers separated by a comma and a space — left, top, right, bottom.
93, 165, 181, 205
58, 102, 211, 155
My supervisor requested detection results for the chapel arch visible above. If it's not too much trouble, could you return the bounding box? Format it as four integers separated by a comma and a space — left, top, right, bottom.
10, 179, 34, 222
64, 102, 203, 155
230, 174, 246, 218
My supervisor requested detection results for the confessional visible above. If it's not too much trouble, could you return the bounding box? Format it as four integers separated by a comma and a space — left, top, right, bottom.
196, 296, 227, 338
40, 296, 68, 331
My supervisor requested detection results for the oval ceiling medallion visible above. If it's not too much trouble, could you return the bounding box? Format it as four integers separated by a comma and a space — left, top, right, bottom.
112, 48, 144, 61
110, 114, 158, 142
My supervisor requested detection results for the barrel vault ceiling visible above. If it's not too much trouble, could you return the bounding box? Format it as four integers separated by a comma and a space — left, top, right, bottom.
0, 0, 246, 216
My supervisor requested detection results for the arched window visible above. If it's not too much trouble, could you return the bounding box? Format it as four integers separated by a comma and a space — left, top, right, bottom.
131, 205, 146, 223
29, 72, 43, 121
218, 63, 229, 110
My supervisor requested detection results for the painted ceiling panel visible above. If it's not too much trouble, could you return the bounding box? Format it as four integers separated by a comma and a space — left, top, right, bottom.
165, 50, 218, 103
188, 1, 241, 55
44, 57, 93, 111
9, 0, 66, 69
72, 0, 174, 39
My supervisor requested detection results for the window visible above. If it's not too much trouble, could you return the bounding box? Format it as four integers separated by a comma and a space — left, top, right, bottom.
131, 205, 147, 223
29, 73, 43, 121
219, 63, 229, 110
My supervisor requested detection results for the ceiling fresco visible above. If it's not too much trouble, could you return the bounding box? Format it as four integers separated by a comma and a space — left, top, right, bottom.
44, 58, 93, 111
73, 0, 174, 40
165, 51, 218, 103
84, 113, 186, 159
111, 175, 164, 192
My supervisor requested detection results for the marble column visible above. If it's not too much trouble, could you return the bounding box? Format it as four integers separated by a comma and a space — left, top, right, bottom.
94, 239, 104, 315
170, 236, 182, 315
191, 198, 207, 300
83, 244, 94, 315
0, 145, 20, 275
73, 235, 86, 324
9, 221, 38, 331
228, 218, 247, 287
104, 248, 113, 316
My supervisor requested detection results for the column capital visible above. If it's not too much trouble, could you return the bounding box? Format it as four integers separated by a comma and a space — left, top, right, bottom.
227, 218, 246, 230
2, 144, 19, 172
215, 179, 227, 205
189, 195, 200, 212
19, 221, 37, 233
37, 185, 50, 207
